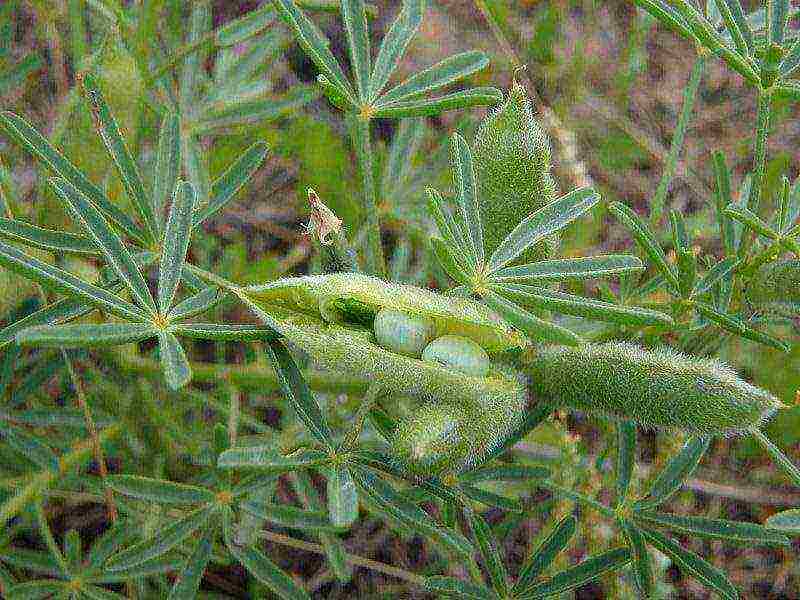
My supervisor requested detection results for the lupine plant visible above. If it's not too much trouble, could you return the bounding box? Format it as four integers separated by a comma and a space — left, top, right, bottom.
0, 0, 799, 598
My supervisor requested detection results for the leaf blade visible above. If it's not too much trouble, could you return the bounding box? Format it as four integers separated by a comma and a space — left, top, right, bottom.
158, 181, 196, 313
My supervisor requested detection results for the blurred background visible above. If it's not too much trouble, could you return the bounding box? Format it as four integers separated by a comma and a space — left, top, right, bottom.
1, 0, 799, 597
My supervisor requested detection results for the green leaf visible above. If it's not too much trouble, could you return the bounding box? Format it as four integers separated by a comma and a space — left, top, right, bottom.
460, 485, 522, 512
222, 509, 311, 600
16, 323, 157, 348
192, 142, 269, 228
167, 528, 214, 600
49, 178, 156, 316
327, 464, 359, 528
374, 87, 502, 118
724, 204, 779, 240
167, 288, 224, 322
341, 0, 370, 101
82, 74, 158, 241
493, 283, 672, 327
638, 528, 738, 600
768, 0, 789, 44
105, 505, 215, 571
181, 133, 211, 208
158, 181, 195, 313
634, 510, 790, 546
194, 88, 318, 133
720, 0, 753, 54
620, 520, 654, 598
431, 237, 471, 285
468, 511, 508, 594
765, 509, 800, 533
216, 5, 277, 46
80, 585, 128, 600
424, 576, 498, 599
158, 331, 192, 390
694, 302, 789, 352
514, 515, 577, 594
713, 0, 750, 56
353, 467, 473, 556
107, 475, 214, 505
780, 36, 800, 76
713, 151, 737, 255
378, 51, 490, 105
426, 187, 472, 269
0, 241, 146, 323
273, 0, 356, 105
170, 323, 278, 342
488, 188, 600, 272
369, 0, 424, 101
751, 429, 800, 488
608, 201, 680, 290
451, 133, 483, 269
637, 436, 709, 508
242, 499, 342, 532
615, 421, 636, 507
491, 255, 643, 284
693, 257, 739, 296
95, 554, 185, 582
0, 111, 144, 245
153, 112, 181, 227
521, 547, 631, 598
0, 422, 59, 472
0, 217, 98, 255
87, 521, 137, 568
5, 581, 65, 599
265, 339, 333, 449
631, 0, 694, 41
217, 446, 327, 470
481, 290, 583, 346
460, 464, 551, 484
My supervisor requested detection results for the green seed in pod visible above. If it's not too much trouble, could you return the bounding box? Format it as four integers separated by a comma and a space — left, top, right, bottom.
374, 308, 435, 358
745, 260, 800, 318
473, 80, 559, 263
519, 342, 783, 436
422, 335, 490, 378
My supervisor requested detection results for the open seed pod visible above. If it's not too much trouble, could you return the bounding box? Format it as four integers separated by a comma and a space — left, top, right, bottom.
238, 273, 529, 474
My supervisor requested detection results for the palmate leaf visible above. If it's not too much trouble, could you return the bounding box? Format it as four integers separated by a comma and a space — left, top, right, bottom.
520, 547, 631, 599
170, 323, 278, 342
513, 515, 577, 594
16, 323, 157, 348
634, 510, 790, 546
639, 528, 738, 600
0, 217, 99, 255
694, 302, 789, 352
368, 0, 424, 101
460, 485, 522, 512
481, 290, 583, 346
373, 87, 502, 118
192, 142, 269, 228
431, 237, 471, 285
107, 475, 214, 505
153, 112, 181, 223
489, 255, 643, 283
167, 529, 213, 600
341, 0, 371, 101
487, 188, 600, 273
377, 51, 490, 106
492, 283, 673, 327
327, 464, 359, 528
273, 0, 356, 105
0, 241, 146, 323
468, 510, 508, 594
105, 505, 216, 571
82, 74, 158, 242
636, 436, 709, 508
168, 288, 224, 322
0, 112, 145, 245
217, 446, 327, 471
620, 520, 655, 597
158, 181, 195, 313
158, 331, 192, 390
424, 576, 498, 599
49, 178, 156, 316
241, 499, 342, 532
451, 133, 483, 269
194, 87, 318, 134
222, 507, 311, 600
427, 187, 472, 268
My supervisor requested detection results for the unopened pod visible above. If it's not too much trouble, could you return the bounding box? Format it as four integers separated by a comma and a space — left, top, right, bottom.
517, 342, 783, 436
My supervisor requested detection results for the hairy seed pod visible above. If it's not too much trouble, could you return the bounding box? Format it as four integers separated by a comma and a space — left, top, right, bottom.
241, 274, 528, 473
374, 308, 435, 358
473, 81, 559, 263
745, 260, 800, 318
519, 342, 783, 436
422, 335, 490, 378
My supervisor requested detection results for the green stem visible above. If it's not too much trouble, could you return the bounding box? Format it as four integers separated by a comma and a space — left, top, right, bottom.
740, 88, 773, 259
350, 115, 386, 277
649, 53, 705, 226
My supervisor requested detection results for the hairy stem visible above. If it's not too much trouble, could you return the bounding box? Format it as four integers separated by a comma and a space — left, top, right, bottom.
349, 115, 386, 277
650, 53, 705, 226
